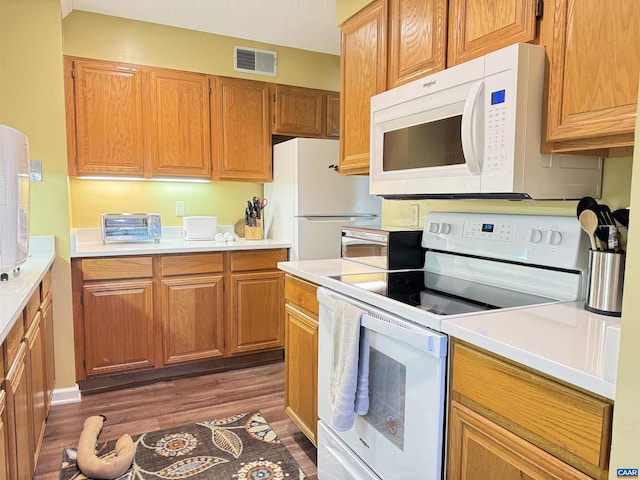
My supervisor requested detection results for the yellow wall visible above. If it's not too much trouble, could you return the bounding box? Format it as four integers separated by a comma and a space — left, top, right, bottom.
63, 11, 340, 91
336, 0, 373, 25
382, 158, 633, 229
0, 0, 75, 388
63, 11, 341, 228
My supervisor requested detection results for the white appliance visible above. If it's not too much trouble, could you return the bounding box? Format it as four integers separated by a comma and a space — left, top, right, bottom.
0, 125, 30, 281
369, 43, 603, 200
317, 212, 590, 479
264, 138, 381, 261
182, 216, 218, 240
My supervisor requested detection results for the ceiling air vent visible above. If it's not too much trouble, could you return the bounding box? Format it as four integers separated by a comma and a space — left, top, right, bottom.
234, 46, 277, 76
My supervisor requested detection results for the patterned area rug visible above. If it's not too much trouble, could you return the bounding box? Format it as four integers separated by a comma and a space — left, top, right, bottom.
60, 411, 307, 479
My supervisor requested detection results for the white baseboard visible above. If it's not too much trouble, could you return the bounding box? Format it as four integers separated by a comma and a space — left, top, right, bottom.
51, 385, 81, 405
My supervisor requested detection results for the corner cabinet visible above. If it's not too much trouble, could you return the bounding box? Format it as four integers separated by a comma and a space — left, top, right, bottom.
544, 0, 640, 154
284, 274, 319, 445
0, 390, 9, 480
271, 85, 340, 139
227, 250, 287, 355
447, 340, 613, 480
211, 76, 272, 182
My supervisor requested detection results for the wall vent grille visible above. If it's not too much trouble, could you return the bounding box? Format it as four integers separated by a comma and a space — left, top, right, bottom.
234, 46, 277, 76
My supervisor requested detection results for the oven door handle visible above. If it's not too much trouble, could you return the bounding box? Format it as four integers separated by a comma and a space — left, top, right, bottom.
360, 313, 447, 358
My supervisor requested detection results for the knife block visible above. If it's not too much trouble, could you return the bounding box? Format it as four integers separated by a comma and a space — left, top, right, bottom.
245, 218, 263, 240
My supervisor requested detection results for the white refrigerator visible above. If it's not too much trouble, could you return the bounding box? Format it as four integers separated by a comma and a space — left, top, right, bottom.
264, 138, 381, 261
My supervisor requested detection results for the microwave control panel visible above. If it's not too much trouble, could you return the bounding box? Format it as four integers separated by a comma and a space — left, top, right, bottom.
484, 69, 512, 174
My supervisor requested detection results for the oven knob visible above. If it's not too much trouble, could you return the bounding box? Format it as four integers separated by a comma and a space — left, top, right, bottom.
428, 222, 440, 234
440, 223, 451, 234
528, 228, 543, 244
546, 230, 563, 246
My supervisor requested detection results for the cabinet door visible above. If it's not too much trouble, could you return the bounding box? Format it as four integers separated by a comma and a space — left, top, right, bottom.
211, 76, 272, 182
41, 292, 55, 411
65, 57, 147, 176
228, 271, 285, 355
448, 401, 592, 480
546, 0, 640, 150
339, 0, 387, 175
161, 274, 224, 365
284, 304, 318, 445
447, 0, 538, 67
4, 344, 33, 480
24, 313, 46, 467
388, 0, 447, 87
0, 391, 9, 480
150, 69, 212, 178
82, 280, 155, 377
325, 92, 341, 138
272, 85, 324, 137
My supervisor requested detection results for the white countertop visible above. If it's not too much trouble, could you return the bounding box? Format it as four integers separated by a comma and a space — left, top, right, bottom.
71, 226, 290, 258
279, 259, 621, 400
0, 236, 56, 345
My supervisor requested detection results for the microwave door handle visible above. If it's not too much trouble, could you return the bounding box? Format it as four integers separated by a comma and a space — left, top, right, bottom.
461, 80, 484, 174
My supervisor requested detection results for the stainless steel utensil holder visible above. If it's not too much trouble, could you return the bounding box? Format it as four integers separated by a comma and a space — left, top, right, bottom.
585, 249, 625, 317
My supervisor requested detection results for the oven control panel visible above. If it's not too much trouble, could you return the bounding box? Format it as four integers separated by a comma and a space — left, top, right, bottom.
423, 212, 589, 271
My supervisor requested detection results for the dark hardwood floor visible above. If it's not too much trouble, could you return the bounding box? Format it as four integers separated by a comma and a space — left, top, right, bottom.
34, 361, 318, 479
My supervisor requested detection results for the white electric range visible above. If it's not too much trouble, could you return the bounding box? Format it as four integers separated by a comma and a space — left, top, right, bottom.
316, 212, 590, 480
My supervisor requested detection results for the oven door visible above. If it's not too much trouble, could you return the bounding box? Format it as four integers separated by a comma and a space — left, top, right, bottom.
317, 288, 448, 480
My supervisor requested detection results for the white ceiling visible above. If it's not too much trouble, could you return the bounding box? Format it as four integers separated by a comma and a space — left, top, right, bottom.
61, 0, 341, 56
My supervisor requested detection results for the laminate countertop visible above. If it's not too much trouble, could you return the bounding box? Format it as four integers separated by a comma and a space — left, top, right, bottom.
0, 236, 56, 345
70, 226, 290, 258
279, 259, 621, 400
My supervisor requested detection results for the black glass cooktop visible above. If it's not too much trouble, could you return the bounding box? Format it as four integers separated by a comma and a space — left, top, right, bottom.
330, 270, 556, 316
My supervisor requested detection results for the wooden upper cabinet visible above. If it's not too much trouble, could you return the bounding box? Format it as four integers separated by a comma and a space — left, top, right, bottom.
272, 85, 324, 137
150, 69, 212, 178
340, 0, 388, 175
545, 0, 640, 153
65, 57, 147, 176
211, 76, 272, 182
447, 0, 539, 67
388, 0, 448, 88
326, 92, 341, 138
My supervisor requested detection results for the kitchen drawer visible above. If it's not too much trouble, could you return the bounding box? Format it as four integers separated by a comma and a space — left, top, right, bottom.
451, 341, 612, 476
285, 274, 319, 316
161, 253, 224, 276
229, 249, 287, 272
24, 290, 41, 330
3, 319, 24, 371
82, 257, 153, 281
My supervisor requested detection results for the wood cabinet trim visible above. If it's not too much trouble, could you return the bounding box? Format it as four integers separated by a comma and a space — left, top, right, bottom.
451, 341, 612, 477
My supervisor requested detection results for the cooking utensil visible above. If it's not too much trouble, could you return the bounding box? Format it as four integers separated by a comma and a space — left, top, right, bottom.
579, 209, 599, 251
576, 196, 598, 219
612, 208, 629, 228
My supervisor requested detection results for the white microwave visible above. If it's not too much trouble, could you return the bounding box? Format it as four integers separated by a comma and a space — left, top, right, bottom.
369, 43, 603, 200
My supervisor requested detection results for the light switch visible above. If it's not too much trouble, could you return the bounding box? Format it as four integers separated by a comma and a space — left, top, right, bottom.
176, 201, 186, 217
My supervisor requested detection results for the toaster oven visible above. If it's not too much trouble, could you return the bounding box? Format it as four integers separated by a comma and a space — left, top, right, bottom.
101, 213, 161, 243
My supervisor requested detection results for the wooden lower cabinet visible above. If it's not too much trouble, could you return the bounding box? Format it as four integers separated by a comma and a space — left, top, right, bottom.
72, 249, 287, 386
41, 291, 55, 410
24, 312, 47, 468
228, 271, 285, 355
284, 274, 319, 445
4, 344, 33, 480
448, 340, 613, 479
0, 390, 9, 480
448, 401, 592, 480
160, 254, 225, 365
82, 280, 155, 376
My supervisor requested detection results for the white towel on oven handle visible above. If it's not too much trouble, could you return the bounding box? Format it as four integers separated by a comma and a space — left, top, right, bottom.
329, 300, 370, 432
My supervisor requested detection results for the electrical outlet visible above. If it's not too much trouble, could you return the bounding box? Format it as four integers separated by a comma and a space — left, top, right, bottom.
409, 204, 420, 227
176, 201, 186, 217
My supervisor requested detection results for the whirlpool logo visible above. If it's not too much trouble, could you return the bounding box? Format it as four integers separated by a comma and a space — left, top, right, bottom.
423, 80, 436, 88
617, 468, 639, 477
